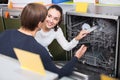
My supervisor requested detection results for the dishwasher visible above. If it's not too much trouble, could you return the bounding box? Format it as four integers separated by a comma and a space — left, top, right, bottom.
2, 8, 21, 30
0, 8, 4, 32
65, 5, 120, 79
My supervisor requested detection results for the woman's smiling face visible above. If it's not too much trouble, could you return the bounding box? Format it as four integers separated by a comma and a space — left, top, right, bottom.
45, 8, 61, 29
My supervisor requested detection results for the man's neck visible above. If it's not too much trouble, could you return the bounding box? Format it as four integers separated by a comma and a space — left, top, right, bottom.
18, 27, 36, 37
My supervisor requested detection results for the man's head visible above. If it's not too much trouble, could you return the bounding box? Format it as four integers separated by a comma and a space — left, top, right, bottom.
20, 3, 47, 31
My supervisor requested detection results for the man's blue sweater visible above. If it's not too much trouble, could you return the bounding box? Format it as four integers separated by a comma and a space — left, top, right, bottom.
0, 29, 78, 78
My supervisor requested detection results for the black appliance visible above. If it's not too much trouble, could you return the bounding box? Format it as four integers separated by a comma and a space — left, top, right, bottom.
0, 0, 8, 4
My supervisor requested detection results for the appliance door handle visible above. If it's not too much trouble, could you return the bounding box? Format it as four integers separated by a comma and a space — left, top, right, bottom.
9, 15, 20, 19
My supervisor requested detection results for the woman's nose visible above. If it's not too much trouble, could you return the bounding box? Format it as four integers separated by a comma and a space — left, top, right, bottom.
50, 18, 53, 22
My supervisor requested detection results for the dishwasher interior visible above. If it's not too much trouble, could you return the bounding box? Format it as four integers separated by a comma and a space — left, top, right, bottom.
66, 12, 120, 78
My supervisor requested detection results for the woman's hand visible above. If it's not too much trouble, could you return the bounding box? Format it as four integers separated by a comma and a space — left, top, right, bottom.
75, 30, 89, 41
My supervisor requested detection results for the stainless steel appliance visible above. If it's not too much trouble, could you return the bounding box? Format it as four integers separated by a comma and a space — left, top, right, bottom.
0, 8, 4, 32
65, 5, 120, 79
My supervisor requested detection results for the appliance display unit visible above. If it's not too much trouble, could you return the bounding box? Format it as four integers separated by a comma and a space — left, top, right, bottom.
66, 11, 120, 78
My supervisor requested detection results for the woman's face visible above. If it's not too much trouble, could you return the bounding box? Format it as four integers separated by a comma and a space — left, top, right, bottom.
45, 8, 61, 29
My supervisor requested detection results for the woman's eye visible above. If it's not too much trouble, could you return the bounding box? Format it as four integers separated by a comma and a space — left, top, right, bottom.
54, 18, 59, 21
47, 15, 51, 18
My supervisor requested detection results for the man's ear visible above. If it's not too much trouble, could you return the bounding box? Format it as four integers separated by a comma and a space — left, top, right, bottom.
38, 21, 46, 28
38, 22, 42, 28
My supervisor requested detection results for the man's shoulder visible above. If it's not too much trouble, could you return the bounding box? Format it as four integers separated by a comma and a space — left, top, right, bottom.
1, 29, 17, 34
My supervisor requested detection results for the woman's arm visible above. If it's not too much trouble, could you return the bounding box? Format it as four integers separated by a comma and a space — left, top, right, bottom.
56, 28, 79, 51
55, 28, 89, 51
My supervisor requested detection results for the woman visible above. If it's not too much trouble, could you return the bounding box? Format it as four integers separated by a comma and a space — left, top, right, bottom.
0, 3, 87, 78
35, 5, 89, 57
